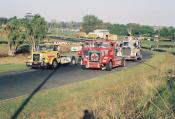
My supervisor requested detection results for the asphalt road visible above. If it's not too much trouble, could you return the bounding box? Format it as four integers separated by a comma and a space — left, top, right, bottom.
0, 50, 152, 100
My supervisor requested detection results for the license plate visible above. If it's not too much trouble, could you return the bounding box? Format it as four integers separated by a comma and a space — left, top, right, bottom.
33, 62, 38, 64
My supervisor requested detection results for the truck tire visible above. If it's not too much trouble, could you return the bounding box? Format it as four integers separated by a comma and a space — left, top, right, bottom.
138, 53, 142, 60
106, 60, 113, 71
30, 67, 37, 69
71, 56, 76, 65
52, 60, 58, 69
81, 65, 86, 70
134, 54, 138, 62
122, 58, 126, 67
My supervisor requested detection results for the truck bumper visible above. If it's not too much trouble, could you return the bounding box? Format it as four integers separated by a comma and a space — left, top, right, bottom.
86, 62, 101, 69
26, 62, 49, 68
124, 56, 137, 60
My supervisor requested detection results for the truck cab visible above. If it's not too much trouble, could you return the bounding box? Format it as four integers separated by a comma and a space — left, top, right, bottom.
26, 43, 75, 69
120, 37, 142, 61
81, 40, 125, 71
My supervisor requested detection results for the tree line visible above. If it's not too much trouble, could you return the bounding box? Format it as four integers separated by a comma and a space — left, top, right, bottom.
0, 15, 47, 56
48, 20, 81, 29
47, 15, 175, 39
0, 15, 175, 56
80, 15, 175, 38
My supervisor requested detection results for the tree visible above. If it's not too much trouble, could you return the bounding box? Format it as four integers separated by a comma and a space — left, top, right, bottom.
0, 24, 13, 55
125, 23, 154, 36
0, 15, 48, 54
82, 15, 104, 33
108, 24, 128, 36
0, 17, 26, 56
0, 17, 8, 26
24, 14, 48, 52
159, 27, 175, 39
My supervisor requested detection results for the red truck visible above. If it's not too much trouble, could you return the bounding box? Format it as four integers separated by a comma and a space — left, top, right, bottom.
80, 40, 125, 71
77, 40, 97, 60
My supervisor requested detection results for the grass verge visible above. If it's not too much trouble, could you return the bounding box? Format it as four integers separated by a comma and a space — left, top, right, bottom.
0, 53, 174, 119
141, 40, 175, 54
0, 64, 28, 74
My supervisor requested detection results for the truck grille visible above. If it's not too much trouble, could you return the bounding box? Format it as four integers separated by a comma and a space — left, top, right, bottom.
89, 52, 100, 62
122, 48, 131, 56
33, 54, 40, 61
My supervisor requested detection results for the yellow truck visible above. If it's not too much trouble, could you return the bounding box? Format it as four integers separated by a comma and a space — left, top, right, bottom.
26, 43, 76, 69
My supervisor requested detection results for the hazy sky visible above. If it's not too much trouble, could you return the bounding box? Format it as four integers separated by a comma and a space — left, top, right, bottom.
0, 0, 175, 26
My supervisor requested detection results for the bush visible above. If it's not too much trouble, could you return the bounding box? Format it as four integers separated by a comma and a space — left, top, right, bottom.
15, 44, 30, 54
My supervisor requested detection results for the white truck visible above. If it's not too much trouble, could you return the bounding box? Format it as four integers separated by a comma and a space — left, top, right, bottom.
120, 36, 142, 61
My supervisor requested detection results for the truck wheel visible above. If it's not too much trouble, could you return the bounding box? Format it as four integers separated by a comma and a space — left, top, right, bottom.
106, 61, 112, 71
52, 60, 58, 69
81, 65, 86, 70
134, 54, 138, 62
122, 59, 126, 67
71, 57, 76, 65
138, 54, 142, 60
30, 67, 36, 69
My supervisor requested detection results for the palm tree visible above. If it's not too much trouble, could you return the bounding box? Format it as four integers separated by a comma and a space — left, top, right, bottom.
23, 14, 48, 52
0, 24, 13, 56
0, 17, 26, 56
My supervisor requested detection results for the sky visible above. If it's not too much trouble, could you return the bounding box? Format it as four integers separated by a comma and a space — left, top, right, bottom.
0, 0, 175, 26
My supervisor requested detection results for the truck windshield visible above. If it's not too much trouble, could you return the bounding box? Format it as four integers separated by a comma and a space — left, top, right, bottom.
36, 45, 54, 51
101, 42, 110, 48
96, 42, 110, 48
123, 42, 129, 47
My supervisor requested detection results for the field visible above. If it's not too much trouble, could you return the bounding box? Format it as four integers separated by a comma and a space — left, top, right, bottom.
48, 30, 77, 38
0, 64, 27, 73
0, 53, 174, 119
0, 44, 28, 73
141, 40, 174, 48
141, 40, 175, 54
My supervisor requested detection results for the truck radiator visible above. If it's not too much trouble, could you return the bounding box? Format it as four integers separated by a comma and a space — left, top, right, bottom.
33, 54, 40, 61
122, 48, 131, 56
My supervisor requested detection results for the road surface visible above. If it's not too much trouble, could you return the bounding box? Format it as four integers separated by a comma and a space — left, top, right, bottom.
0, 50, 152, 100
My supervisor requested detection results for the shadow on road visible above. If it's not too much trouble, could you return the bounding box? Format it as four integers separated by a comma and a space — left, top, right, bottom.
11, 69, 56, 119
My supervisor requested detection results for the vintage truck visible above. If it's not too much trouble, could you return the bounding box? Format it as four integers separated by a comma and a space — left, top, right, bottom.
120, 36, 142, 61
26, 43, 76, 69
80, 40, 125, 71
77, 40, 97, 58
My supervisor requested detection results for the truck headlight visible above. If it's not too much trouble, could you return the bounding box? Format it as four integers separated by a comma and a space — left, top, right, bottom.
27, 56, 31, 59
102, 59, 107, 62
131, 50, 136, 55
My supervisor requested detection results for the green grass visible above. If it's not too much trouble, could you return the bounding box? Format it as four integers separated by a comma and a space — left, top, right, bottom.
0, 64, 28, 73
141, 40, 174, 48
141, 40, 175, 54
0, 53, 174, 119
144, 71, 175, 118
48, 30, 77, 38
